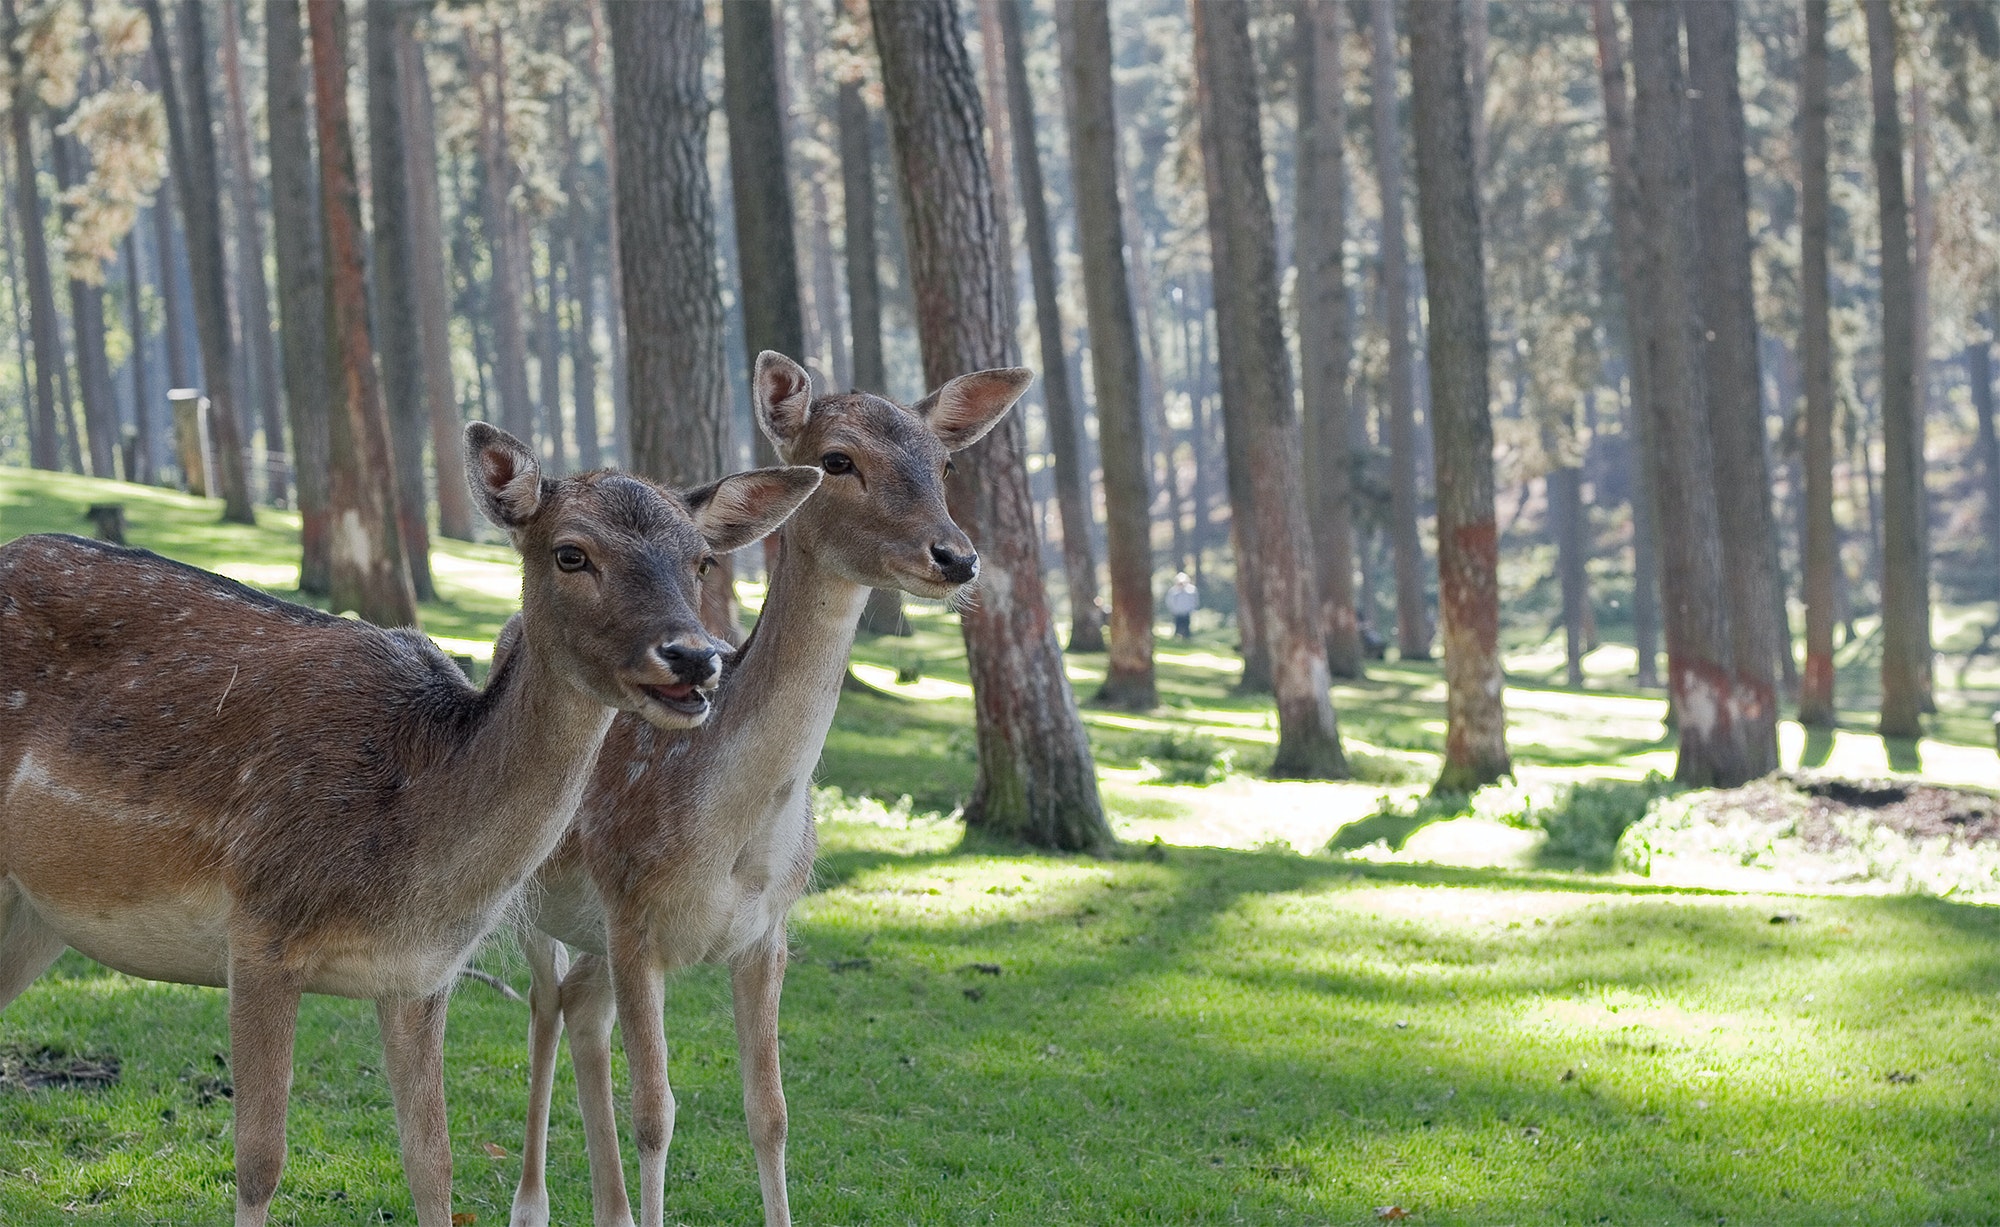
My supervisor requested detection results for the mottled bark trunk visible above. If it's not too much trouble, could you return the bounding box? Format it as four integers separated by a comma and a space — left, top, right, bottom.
1193, 0, 1347, 780
469, 20, 536, 452
872, 0, 1114, 849
148, 0, 255, 523
610, 0, 738, 639
1056, 0, 1156, 709
366, 0, 435, 601
219, 0, 286, 505
49, 135, 119, 481
993, 0, 1105, 654
1369, 0, 1430, 661
307, 0, 416, 626
5, 0, 61, 472
1798, 0, 1838, 727
1295, 0, 1362, 678
399, 31, 471, 541
1864, 0, 1927, 739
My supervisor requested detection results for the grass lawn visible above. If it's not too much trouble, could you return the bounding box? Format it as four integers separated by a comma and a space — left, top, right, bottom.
4, 470, 2000, 1224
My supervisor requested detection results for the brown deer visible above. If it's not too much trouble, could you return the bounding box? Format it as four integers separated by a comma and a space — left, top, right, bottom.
0, 423, 821, 1227
507, 353, 1028, 1227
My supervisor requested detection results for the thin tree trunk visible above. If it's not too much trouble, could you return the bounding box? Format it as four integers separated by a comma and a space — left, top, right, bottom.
124, 230, 154, 483
308, 0, 418, 628
1295, 0, 1362, 678
1864, 0, 1928, 739
1588, 0, 1660, 690
1193, 0, 1347, 780
1, 161, 35, 470
1369, 0, 1430, 661
399, 29, 472, 541
49, 135, 120, 481
1056, 0, 1156, 709
152, 190, 194, 392
1909, 75, 1936, 710
1799, 0, 1839, 727
468, 19, 536, 451
219, 0, 286, 505
562, 126, 603, 473
993, 0, 1106, 654
872, 0, 1115, 849
1552, 459, 1588, 687
1685, 0, 1778, 773
610, 0, 738, 640
793, 0, 849, 390
534, 227, 565, 469
1970, 319, 1998, 597
147, 0, 255, 523
1408, 0, 1508, 792
5, 0, 61, 472
365, 0, 435, 601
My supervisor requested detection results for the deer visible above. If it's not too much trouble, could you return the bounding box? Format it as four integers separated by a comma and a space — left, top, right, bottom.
0, 422, 822, 1227
506, 352, 1029, 1227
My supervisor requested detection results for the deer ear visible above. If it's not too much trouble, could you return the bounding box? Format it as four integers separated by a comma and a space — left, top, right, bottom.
683, 466, 823, 554
912, 367, 1032, 451
753, 351, 815, 453
465, 422, 543, 529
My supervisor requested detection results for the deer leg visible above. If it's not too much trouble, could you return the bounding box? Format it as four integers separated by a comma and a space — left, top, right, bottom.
609, 938, 673, 1227
377, 991, 455, 1227
0, 891, 65, 1011
562, 952, 635, 1227
225, 957, 301, 1227
510, 931, 569, 1227
731, 942, 792, 1227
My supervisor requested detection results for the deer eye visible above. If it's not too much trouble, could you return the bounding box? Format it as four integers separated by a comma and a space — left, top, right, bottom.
554, 545, 590, 573
944, 459, 956, 477
698, 554, 717, 578
821, 452, 854, 475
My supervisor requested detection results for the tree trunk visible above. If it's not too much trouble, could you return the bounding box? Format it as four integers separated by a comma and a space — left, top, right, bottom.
533, 225, 565, 469
563, 135, 604, 473
468, 19, 536, 452
1798, 0, 1838, 727
1193, 0, 1347, 780
1552, 459, 1588, 688
147, 0, 255, 523
1056, 0, 1156, 709
585, 0, 628, 464
4, 0, 62, 473
151, 191, 195, 393
124, 230, 155, 483
871, 0, 1114, 850
1407, 0, 1508, 793
219, 0, 287, 506
399, 29, 472, 541
1294, 0, 1362, 678
1971, 319, 1998, 597
1908, 76, 1936, 710
791, 0, 849, 390
1864, 0, 1928, 739
993, 0, 1105, 655
610, 0, 738, 640
1629, 0, 1758, 787
1588, 0, 1661, 690
49, 135, 120, 481
1369, 0, 1430, 661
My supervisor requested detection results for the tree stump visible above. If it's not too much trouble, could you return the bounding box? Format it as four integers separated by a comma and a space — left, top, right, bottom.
84, 504, 127, 544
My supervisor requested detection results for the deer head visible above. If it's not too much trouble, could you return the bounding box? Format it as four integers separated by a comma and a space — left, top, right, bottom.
750, 351, 1029, 598
464, 423, 820, 727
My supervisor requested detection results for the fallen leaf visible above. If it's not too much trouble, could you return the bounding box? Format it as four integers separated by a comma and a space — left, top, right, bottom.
1376, 1207, 1411, 1222
481, 1142, 509, 1159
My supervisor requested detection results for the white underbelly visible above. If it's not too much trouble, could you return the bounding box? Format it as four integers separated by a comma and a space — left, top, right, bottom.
25, 888, 233, 988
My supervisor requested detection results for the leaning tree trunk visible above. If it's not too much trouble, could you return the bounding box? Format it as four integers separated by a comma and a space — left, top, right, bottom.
219, 0, 286, 505
871, 0, 1115, 851
468, 19, 536, 453
146, 0, 255, 523
1798, 0, 1839, 727
1193, 0, 1348, 780
267, 0, 331, 593
308, 0, 418, 628
1369, 0, 1431, 661
610, 0, 738, 640
1408, 0, 1509, 793
1864, 0, 1928, 739
399, 29, 473, 541
1056, 0, 1157, 709
49, 135, 120, 480
1685, 0, 1779, 773
1629, 0, 1757, 787
5, 0, 61, 472
1294, 0, 1362, 678
993, 0, 1105, 655
366, 0, 436, 601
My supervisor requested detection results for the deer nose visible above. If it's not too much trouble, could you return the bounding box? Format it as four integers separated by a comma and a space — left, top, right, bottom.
656, 642, 720, 683
929, 543, 978, 585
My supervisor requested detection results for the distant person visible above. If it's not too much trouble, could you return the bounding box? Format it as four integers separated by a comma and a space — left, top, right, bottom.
1166, 572, 1199, 640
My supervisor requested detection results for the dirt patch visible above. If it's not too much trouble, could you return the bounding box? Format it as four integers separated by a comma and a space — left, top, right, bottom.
1691, 774, 2000, 852
0, 1045, 121, 1092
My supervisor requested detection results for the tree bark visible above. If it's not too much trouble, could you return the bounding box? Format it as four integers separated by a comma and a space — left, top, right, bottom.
872, 0, 1114, 850
151, 189, 196, 392
1407, 0, 1509, 792
1864, 0, 1928, 738
610, 0, 738, 640
5, 0, 62, 472
147, 0, 255, 523
561, 116, 603, 473
533, 222, 565, 469
49, 135, 120, 481
1192, 0, 1347, 779
365, 0, 436, 601
793, 0, 849, 390
468, 18, 536, 452
993, 0, 1106, 655
399, 29, 472, 540
1056, 0, 1156, 709
585, 0, 628, 463
1798, 0, 1838, 727
309, 0, 418, 628
1971, 318, 1998, 598
219, 0, 287, 505
123, 230, 154, 482
1369, 0, 1430, 661
1908, 76, 1936, 710
1294, 0, 1362, 678
1588, 0, 1660, 690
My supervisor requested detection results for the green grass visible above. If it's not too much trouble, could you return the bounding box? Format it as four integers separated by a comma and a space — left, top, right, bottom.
6, 469, 2000, 1223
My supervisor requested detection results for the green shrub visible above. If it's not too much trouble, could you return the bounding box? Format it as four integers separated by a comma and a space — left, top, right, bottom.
1132, 730, 1233, 786
1535, 773, 1680, 869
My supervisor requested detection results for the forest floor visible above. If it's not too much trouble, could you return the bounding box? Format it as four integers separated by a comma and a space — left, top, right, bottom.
3, 469, 2000, 1224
